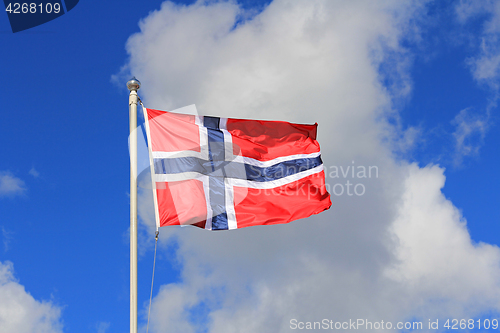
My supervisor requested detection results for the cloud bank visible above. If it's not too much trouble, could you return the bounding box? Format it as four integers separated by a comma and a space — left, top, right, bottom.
0, 261, 63, 333
121, 0, 500, 331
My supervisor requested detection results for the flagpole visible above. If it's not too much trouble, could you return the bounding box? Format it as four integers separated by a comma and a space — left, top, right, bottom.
127, 77, 140, 333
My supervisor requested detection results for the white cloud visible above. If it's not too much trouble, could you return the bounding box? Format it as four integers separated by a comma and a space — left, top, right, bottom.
451, 108, 489, 165
452, 1, 500, 165
120, 0, 500, 331
386, 164, 500, 316
0, 171, 26, 198
96, 321, 110, 333
1, 226, 13, 252
29, 167, 40, 178
457, 0, 500, 90
0, 261, 63, 333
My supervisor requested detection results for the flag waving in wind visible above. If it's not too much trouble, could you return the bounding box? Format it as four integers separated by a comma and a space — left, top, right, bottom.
142, 105, 331, 231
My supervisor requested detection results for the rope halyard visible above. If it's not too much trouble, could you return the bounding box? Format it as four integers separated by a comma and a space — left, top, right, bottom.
146, 230, 159, 333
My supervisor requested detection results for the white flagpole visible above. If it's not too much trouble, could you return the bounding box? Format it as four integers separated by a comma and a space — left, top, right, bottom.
127, 77, 140, 333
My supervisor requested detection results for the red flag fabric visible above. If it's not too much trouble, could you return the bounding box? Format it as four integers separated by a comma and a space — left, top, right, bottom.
143, 106, 331, 230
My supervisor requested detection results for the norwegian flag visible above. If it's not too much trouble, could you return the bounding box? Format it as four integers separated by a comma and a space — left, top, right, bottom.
142, 105, 331, 231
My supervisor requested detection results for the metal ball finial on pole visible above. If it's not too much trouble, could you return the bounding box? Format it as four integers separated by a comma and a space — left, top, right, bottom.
127, 77, 140, 333
127, 77, 141, 92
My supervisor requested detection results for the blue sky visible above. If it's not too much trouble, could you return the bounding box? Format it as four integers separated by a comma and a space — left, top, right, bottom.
2, 1, 500, 332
